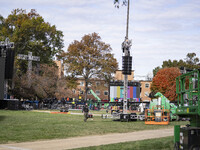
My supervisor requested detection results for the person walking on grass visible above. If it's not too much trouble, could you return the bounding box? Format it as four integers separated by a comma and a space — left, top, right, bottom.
83, 103, 89, 122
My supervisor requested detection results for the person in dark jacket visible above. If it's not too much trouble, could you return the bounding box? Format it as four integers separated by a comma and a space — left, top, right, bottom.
83, 103, 89, 122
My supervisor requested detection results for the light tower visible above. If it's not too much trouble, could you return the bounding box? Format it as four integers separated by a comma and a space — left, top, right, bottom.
122, 0, 132, 114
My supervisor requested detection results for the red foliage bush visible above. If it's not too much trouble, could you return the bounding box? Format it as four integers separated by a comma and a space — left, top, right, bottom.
151, 67, 181, 101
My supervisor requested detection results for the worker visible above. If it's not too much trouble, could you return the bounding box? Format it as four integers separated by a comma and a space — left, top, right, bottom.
83, 103, 89, 122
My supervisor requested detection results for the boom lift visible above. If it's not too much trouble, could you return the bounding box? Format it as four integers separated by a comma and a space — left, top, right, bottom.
145, 93, 170, 125
145, 105, 170, 125
174, 69, 200, 150
148, 92, 177, 121
89, 89, 101, 102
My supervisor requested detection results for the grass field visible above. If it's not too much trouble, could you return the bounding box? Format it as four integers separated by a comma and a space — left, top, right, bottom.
0, 110, 188, 144
74, 136, 174, 150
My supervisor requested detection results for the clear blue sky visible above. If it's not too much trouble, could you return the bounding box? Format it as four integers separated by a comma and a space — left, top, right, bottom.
0, 0, 200, 79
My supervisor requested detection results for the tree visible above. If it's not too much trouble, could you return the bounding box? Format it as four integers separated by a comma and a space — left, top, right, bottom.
12, 64, 68, 100
0, 9, 64, 73
61, 32, 118, 101
151, 67, 181, 101
153, 53, 200, 76
98, 53, 118, 99
55, 77, 73, 100
185, 53, 199, 68
65, 76, 79, 90
146, 72, 153, 81
0, 15, 4, 29
161, 59, 187, 69
153, 66, 161, 77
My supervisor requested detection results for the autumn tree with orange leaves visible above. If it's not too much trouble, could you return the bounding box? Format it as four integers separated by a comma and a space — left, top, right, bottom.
61, 33, 118, 101
151, 67, 181, 101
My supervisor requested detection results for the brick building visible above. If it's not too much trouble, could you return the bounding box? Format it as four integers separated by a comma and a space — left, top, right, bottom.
140, 80, 152, 101
114, 70, 152, 102
71, 78, 109, 100
54, 60, 64, 78
115, 70, 134, 81
63, 68, 152, 102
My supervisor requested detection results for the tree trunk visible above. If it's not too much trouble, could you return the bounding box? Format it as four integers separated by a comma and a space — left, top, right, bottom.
84, 79, 88, 102
108, 82, 110, 102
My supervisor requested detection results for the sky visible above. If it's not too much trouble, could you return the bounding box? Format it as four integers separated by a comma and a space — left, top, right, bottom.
0, 0, 200, 80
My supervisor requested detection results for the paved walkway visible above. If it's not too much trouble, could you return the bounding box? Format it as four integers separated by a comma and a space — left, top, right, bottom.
0, 128, 173, 150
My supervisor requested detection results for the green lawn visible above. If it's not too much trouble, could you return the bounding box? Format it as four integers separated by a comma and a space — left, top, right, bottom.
0, 110, 188, 144
74, 136, 174, 150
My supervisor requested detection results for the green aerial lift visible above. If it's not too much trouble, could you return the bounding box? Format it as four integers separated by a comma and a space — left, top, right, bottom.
149, 92, 177, 121
88, 89, 102, 109
174, 69, 200, 150
89, 89, 101, 102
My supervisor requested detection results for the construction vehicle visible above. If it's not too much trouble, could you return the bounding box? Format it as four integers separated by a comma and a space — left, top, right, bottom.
174, 69, 200, 150
87, 89, 102, 110
145, 105, 170, 125
145, 93, 170, 125
89, 89, 101, 102
149, 92, 177, 121
145, 92, 176, 125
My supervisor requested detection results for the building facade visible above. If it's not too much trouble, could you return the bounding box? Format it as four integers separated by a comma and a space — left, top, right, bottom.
71, 78, 109, 100
110, 70, 141, 102
63, 69, 152, 102
54, 60, 64, 78
115, 70, 134, 81
140, 80, 152, 101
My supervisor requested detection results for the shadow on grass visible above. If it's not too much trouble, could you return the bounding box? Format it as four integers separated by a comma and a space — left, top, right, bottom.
0, 116, 7, 122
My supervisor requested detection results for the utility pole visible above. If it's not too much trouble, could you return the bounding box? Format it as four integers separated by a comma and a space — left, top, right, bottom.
122, 0, 132, 114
